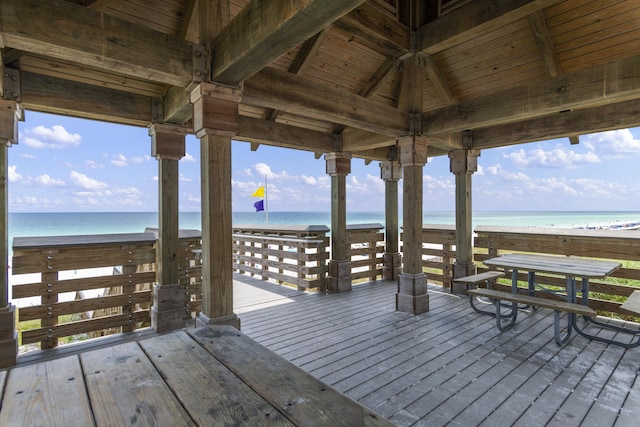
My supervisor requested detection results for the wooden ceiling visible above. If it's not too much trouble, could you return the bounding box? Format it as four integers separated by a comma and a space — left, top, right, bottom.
1, 0, 640, 161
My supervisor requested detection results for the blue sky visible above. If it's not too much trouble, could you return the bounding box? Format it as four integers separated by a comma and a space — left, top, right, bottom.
8, 110, 640, 213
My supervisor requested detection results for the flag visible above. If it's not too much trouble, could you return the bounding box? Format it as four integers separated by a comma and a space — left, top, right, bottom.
254, 200, 264, 212
251, 186, 265, 197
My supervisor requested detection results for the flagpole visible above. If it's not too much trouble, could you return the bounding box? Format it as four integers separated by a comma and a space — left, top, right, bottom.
265, 174, 269, 224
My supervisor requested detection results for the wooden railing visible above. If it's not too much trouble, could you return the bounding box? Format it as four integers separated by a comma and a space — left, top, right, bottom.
474, 226, 640, 317
406, 225, 457, 288
232, 225, 330, 291
347, 224, 384, 282
11, 231, 202, 350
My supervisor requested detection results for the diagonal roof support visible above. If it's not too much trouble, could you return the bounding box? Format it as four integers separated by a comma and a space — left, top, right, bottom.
211, 0, 367, 85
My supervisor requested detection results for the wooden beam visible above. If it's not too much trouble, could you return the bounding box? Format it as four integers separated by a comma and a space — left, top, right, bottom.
163, 86, 192, 126
266, 28, 331, 122
419, 0, 561, 54
422, 54, 457, 105
422, 54, 640, 136
17, 56, 166, 98
289, 28, 331, 76
236, 116, 334, 153
20, 71, 152, 126
0, 0, 193, 87
342, 129, 395, 151
360, 55, 401, 98
86, 0, 116, 11
337, 2, 410, 55
180, 0, 198, 41
568, 135, 580, 145
243, 67, 409, 136
211, 0, 366, 85
528, 10, 561, 77
471, 98, 640, 149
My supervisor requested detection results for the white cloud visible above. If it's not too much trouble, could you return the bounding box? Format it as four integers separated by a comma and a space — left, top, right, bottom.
182, 152, 196, 162
22, 125, 81, 149
423, 175, 455, 192
8, 165, 22, 182
301, 175, 317, 185
69, 171, 108, 190
129, 156, 147, 164
111, 153, 128, 167
179, 174, 192, 182
34, 174, 65, 186
583, 128, 640, 156
254, 162, 291, 180
504, 146, 600, 169
255, 162, 272, 178
20, 153, 36, 159
86, 160, 104, 169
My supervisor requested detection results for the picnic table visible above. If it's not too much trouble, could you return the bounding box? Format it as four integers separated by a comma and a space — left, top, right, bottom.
470, 254, 640, 347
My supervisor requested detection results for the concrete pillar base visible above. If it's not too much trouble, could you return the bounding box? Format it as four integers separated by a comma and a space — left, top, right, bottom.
396, 273, 429, 314
197, 312, 241, 330
451, 262, 478, 294
151, 283, 187, 332
383, 252, 402, 281
0, 305, 17, 368
328, 260, 352, 293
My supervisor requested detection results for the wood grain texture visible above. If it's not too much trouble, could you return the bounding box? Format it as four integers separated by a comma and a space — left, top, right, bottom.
139, 331, 293, 426
189, 325, 394, 427
80, 341, 194, 426
0, 356, 93, 427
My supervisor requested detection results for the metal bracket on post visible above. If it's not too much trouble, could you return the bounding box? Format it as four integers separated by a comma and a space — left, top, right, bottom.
189, 44, 208, 91
409, 112, 421, 136
3, 68, 21, 103
462, 130, 473, 150
151, 98, 164, 124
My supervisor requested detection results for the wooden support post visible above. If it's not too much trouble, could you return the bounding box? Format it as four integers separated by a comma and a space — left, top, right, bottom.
449, 148, 480, 294
150, 123, 188, 332
0, 99, 19, 367
396, 136, 429, 314
380, 160, 402, 281
191, 83, 240, 329
326, 152, 352, 293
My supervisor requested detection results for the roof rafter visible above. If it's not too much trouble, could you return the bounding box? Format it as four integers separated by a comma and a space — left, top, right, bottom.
211, 0, 367, 85
0, 0, 193, 87
337, 2, 410, 56
244, 67, 409, 137
266, 28, 331, 122
528, 10, 561, 78
419, 0, 562, 54
422, 54, 640, 135
471, 98, 640, 149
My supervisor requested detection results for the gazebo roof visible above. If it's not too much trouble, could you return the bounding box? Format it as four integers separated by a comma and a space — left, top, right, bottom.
1, 0, 639, 160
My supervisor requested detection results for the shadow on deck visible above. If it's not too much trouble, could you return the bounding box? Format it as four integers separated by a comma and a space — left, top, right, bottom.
235, 274, 640, 427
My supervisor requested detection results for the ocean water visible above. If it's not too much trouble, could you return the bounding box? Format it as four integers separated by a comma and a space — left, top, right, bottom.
9, 211, 640, 244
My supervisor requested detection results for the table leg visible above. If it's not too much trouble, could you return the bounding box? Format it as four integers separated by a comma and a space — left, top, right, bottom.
552, 276, 575, 346
495, 269, 518, 330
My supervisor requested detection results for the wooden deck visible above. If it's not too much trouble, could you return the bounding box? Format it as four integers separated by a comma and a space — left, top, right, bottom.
235, 275, 640, 427
2, 274, 639, 426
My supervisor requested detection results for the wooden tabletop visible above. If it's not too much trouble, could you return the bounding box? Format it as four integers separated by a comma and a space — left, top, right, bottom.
0, 325, 393, 427
484, 253, 621, 278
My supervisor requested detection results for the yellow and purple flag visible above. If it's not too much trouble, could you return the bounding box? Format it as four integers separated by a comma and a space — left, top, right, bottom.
254, 200, 265, 212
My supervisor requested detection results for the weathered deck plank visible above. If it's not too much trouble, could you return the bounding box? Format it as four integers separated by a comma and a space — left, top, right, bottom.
0, 356, 93, 427
80, 341, 195, 426
189, 325, 394, 427
235, 277, 640, 426
139, 331, 293, 426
